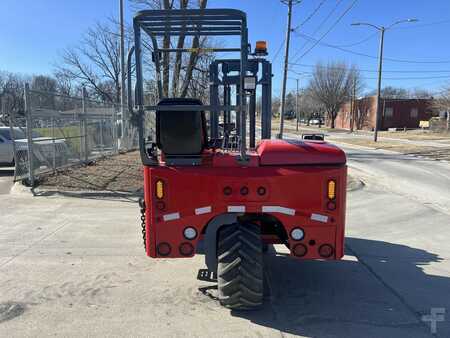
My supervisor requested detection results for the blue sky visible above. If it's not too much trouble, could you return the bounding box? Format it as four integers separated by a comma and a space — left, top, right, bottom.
2, 0, 450, 96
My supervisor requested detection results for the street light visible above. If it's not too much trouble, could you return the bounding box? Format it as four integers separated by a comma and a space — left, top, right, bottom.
351, 18, 418, 142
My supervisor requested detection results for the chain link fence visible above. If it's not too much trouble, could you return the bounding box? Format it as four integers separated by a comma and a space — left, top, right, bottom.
8, 84, 138, 185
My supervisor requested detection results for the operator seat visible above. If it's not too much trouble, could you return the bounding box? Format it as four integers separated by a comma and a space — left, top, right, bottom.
156, 98, 208, 159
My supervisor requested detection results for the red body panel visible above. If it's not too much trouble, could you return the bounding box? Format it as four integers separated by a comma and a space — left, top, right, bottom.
143, 140, 347, 261
257, 139, 346, 165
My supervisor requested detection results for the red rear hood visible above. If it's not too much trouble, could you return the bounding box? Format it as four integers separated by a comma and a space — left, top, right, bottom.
257, 139, 346, 165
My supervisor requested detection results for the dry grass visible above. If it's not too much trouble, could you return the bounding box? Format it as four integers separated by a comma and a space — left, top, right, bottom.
377, 130, 450, 141
336, 138, 450, 161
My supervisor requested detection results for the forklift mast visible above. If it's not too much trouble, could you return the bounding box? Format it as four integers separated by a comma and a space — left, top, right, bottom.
128, 9, 272, 165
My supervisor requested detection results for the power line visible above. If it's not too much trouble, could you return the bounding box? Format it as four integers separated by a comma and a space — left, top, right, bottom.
390, 18, 450, 30
289, 61, 450, 73
287, 68, 450, 80
271, 37, 286, 63
293, 0, 328, 29
305, 0, 343, 36
335, 32, 377, 47
292, 31, 450, 64
291, 0, 344, 59
294, 0, 359, 60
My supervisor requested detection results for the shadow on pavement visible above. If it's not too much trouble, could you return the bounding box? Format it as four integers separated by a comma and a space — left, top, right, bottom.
32, 189, 141, 203
230, 237, 448, 338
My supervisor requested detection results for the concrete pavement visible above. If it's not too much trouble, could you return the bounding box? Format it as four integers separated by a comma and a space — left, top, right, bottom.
342, 143, 450, 215
0, 167, 14, 195
1, 144, 450, 337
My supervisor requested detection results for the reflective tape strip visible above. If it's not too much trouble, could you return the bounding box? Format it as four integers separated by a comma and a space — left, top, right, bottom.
228, 206, 246, 213
163, 212, 180, 222
195, 206, 212, 215
311, 213, 328, 223
262, 206, 295, 216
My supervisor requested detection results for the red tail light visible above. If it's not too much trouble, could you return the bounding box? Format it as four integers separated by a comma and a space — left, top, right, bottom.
319, 244, 334, 258
327, 201, 336, 210
179, 242, 194, 256
293, 243, 307, 257
156, 242, 171, 256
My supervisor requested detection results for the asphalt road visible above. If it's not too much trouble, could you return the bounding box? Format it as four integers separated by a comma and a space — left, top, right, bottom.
1, 144, 449, 337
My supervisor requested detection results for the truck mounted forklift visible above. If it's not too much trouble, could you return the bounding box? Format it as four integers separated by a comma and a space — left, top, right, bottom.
129, 8, 347, 310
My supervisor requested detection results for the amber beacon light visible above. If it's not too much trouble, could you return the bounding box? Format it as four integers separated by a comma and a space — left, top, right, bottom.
255, 40, 268, 55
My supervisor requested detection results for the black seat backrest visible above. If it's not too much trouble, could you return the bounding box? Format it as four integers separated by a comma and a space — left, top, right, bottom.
156, 98, 208, 156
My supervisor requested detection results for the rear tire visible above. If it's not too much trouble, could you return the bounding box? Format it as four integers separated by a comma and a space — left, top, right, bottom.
217, 222, 264, 310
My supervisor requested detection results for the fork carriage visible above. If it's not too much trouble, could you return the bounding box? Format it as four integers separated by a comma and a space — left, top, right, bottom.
129, 8, 347, 310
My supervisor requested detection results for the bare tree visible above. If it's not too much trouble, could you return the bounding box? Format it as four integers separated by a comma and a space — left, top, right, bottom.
130, 0, 209, 98
31, 75, 57, 93
56, 19, 126, 103
354, 97, 372, 130
410, 88, 433, 99
367, 86, 409, 99
300, 89, 324, 124
307, 62, 356, 128
433, 86, 450, 131
30, 75, 59, 109
0, 71, 28, 119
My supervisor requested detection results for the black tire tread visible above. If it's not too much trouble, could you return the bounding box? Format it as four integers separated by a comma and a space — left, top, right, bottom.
217, 222, 263, 310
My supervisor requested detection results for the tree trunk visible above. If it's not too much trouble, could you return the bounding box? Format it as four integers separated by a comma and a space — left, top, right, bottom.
162, 0, 172, 97
171, 0, 189, 97
447, 109, 450, 132
330, 112, 336, 129
180, 0, 207, 98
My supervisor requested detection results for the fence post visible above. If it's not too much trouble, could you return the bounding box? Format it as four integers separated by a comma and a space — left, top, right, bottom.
79, 100, 84, 163
112, 104, 118, 154
82, 87, 89, 163
100, 111, 104, 155
24, 83, 35, 187
51, 116, 56, 172
8, 106, 19, 182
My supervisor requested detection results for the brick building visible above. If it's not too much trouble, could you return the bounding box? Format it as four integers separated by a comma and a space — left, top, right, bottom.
332, 96, 435, 131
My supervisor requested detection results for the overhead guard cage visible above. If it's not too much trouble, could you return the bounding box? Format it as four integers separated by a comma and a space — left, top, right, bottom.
132, 9, 255, 165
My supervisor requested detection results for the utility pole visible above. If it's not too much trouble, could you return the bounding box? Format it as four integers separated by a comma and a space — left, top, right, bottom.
295, 78, 299, 131
119, 0, 126, 148
351, 18, 417, 142
350, 78, 356, 132
373, 28, 385, 142
278, 0, 301, 139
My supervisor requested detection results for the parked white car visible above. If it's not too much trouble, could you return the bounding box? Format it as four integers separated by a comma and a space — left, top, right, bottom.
0, 127, 70, 167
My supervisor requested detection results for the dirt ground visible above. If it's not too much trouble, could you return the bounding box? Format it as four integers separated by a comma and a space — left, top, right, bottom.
39, 151, 143, 194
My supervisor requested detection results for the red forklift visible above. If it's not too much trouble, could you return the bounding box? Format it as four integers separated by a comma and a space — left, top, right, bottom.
129, 8, 347, 310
